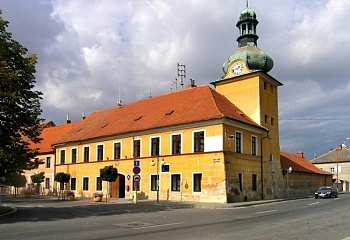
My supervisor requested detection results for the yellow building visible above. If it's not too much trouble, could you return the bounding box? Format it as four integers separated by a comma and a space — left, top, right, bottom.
23, 121, 80, 195
53, 5, 285, 203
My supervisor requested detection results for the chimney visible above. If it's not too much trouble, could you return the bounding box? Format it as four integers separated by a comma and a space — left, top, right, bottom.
81, 112, 86, 120
186, 79, 197, 89
65, 114, 71, 124
297, 151, 304, 158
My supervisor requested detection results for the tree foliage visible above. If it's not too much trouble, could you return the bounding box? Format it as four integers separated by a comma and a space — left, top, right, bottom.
100, 165, 118, 182
3, 173, 26, 187
54, 172, 71, 183
30, 172, 45, 184
0, 11, 43, 179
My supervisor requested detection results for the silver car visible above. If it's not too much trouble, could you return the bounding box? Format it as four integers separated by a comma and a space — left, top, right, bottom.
314, 186, 338, 199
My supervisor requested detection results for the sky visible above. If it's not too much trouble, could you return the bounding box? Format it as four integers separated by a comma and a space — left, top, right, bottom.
2, 0, 350, 160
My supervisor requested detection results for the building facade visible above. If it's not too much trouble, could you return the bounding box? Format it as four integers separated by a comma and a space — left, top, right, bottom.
281, 151, 333, 197
23, 121, 80, 195
311, 146, 350, 191
51, 5, 289, 203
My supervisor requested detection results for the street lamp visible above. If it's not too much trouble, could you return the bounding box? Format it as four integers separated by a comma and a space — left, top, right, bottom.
287, 167, 292, 198
151, 156, 164, 203
336, 137, 350, 191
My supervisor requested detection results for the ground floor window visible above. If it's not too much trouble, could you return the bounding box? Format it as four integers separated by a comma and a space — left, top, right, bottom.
238, 173, 243, 192
150, 175, 158, 191
59, 182, 64, 191
252, 174, 258, 191
96, 177, 102, 191
171, 174, 181, 191
83, 177, 89, 191
193, 173, 202, 192
45, 178, 50, 189
71, 178, 76, 191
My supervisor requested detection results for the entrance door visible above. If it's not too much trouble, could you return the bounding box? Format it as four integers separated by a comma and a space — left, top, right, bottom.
119, 174, 125, 198
110, 174, 125, 198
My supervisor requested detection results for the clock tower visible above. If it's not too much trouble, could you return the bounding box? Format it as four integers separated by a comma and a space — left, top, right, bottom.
211, 3, 283, 198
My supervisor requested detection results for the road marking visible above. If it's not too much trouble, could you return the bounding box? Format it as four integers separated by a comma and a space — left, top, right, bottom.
308, 202, 319, 206
132, 222, 186, 230
255, 210, 277, 215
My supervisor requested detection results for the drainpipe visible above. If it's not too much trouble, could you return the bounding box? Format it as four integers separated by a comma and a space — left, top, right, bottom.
261, 131, 270, 200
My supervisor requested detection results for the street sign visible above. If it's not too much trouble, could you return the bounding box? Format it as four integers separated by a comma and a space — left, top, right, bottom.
133, 175, 141, 182
133, 166, 141, 175
134, 160, 140, 167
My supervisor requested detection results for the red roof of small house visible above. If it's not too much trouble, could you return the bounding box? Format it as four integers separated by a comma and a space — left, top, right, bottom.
29, 122, 81, 154
54, 85, 265, 145
280, 151, 329, 175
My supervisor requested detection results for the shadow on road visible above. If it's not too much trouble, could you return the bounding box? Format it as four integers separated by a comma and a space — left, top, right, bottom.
0, 196, 195, 224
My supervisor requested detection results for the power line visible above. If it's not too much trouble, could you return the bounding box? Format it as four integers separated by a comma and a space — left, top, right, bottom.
279, 118, 350, 121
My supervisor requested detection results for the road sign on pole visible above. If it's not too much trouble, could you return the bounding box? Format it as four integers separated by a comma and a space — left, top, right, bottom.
133, 175, 141, 182
133, 166, 141, 175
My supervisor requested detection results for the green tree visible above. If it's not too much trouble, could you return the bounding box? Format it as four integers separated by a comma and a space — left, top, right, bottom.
4, 173, 26, 197
54, 172, 70, 200
0, 11, 43, 180
100, 165, 118, 182
100, 165, 118, 202
31, 172, 45, 195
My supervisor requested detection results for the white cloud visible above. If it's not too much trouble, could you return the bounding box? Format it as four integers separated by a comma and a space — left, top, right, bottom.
2, 0, 350, 159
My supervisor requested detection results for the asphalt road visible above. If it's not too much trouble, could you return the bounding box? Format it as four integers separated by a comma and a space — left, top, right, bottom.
1, 195, 350, 240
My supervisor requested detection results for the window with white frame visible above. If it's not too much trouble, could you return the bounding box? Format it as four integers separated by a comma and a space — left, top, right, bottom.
193, 173, 202, 192
193, 131, 204, 152
71, 178, 76, 191
171, 174, 181, 191
113, 142, 121, 159
251, 136, 257, 155
238, 173, 243, 192
150, 175, 157, 191
252, 174, 258, 191
171, 134, 181, 155
45, 178, 50, 189
133, 139, 141, 158
46, 157, 51, 168
83, 146, 90, 162
97, 144, 104, 161
83, 177, 89, 191
235, 132, 242, 153
330, 167, 335, 174
60, 149, 66, 164
96, 177, 102, 191
71, 148, 77, 163
151, 137, 160, 156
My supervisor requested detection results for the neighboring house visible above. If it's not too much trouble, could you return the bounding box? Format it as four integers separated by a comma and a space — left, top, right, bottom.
23, 120, 81, 195
311, 146, 350, 191
280, 151, 333, 197
52, 5, 287, 203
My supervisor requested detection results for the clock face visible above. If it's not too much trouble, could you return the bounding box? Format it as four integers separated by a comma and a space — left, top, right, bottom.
232, 62, 243, 75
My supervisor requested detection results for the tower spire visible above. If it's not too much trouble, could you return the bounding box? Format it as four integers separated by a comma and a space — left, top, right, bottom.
246, 0, 249, 8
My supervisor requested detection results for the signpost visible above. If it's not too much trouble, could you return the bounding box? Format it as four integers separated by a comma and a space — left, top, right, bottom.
133, 175, 141, 182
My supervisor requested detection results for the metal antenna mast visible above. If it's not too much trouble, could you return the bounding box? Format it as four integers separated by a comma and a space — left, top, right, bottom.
177, 63, 186, 90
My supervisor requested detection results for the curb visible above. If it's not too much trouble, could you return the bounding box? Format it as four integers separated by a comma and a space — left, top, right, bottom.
0, 207, 17, 217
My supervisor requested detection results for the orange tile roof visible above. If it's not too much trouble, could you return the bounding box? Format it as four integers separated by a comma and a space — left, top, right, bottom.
54, 85, 264, 145
280, 151, 329, 175
30, 122, 81, 154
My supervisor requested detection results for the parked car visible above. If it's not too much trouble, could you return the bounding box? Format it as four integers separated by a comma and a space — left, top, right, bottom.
314, 186, 338, 199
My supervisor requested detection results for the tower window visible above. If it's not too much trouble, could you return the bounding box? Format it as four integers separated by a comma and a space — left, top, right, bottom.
271, 117, 274, 126
264, 115, 268, 124
264, 81, 267, 90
